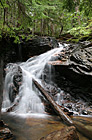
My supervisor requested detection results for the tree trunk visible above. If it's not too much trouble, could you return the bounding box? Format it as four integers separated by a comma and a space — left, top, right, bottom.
40, 19, 43, 36
59, 24, 63, 37
0, 0, 6, 25
32, 21, 35, 36
5, 7, 8, 25
51, 23, 54, 36
43, 19, 46, 36
33, 79, 73, 126
3, 8, 6, 25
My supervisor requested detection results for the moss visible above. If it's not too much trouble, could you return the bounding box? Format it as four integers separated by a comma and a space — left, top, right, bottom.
89, 39, 92, 42
67, 38, 79, 43
78, 33, 92, 41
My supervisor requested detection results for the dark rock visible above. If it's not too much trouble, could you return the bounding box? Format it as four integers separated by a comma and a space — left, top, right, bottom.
22, 37, 59, 61
67, 111, 73, 116
0, 58, 3, 119
0, 128, 14, 140
40, 126, 79, 140
5, 64, 22, 103
0, 120, 7, 128
66, 103, 72, 109
0, 120, 15, 140
82, 110, 88, 115
52, 41, 92, 102
0, 36, 58, 64
13, 66, 22, 88
63, 107, 69, 112
65, 94, 71, 101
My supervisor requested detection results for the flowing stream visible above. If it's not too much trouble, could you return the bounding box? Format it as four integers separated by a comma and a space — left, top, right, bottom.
1, 43, 92, 140
2, 45, 63, 114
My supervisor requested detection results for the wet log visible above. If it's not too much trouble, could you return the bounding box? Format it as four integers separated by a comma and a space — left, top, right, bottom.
33, 79, 73, 126
6, 97, 20, 112
6, 103, 17, 112
72, 116, 92, 140
33, 79, 92, 139
74, 121, 92, 140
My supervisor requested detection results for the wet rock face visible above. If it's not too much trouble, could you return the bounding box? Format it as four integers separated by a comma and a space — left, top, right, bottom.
43, 82, 92, 116
21, 37, 59, 61
40, 126, 79, 140
0, 36, 59, 64
5, 64, 22, 103
69, 43, 92, 87
52, 41, 92, 102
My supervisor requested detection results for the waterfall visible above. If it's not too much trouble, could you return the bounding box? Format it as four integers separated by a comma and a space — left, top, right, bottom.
2, 45, 63, 115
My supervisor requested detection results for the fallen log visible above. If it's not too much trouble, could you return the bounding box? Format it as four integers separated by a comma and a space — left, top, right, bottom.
33, 79, 92, 139
6, 97, 21, 112
33, 79, 73, 126
6, 102, 18, 112
73, 121, 92, 140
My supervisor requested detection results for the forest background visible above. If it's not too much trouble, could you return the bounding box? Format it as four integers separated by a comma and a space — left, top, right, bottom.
0, 0, 92, 43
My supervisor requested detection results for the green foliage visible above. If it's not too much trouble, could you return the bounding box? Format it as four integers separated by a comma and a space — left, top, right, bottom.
67, 38, 79, 43
67, 20, 92, 42
26, 34, 34, 41
14, 36, 20, 44
68, 20, 92, 37
0, 0, 92, 40
79, 0, 92, 17
62, 0, 76, 12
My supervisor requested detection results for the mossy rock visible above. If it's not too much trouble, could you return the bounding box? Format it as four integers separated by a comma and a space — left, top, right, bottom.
67, 38, 79, 43
79, 34, 92, 41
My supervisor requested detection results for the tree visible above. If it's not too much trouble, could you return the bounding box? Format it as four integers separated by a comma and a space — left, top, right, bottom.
0, 0, 92, 38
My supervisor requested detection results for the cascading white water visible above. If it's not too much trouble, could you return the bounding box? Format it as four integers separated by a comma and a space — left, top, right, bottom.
2, 64, 20, 109
2, 45, 63, 114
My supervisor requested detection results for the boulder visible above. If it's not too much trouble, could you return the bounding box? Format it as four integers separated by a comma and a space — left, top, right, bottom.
0, 128, 14, 140
0, 120, 15, 140
40, 126, 79, 140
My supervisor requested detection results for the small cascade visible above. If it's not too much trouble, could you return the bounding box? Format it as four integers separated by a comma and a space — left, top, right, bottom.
14, 69, 45, 114
56, 91, 64, 106
2, 45, 63, 114
2, 64, 20, 109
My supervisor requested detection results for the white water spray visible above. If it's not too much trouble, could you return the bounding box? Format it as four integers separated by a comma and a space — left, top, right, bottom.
2, 45, 63, 114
